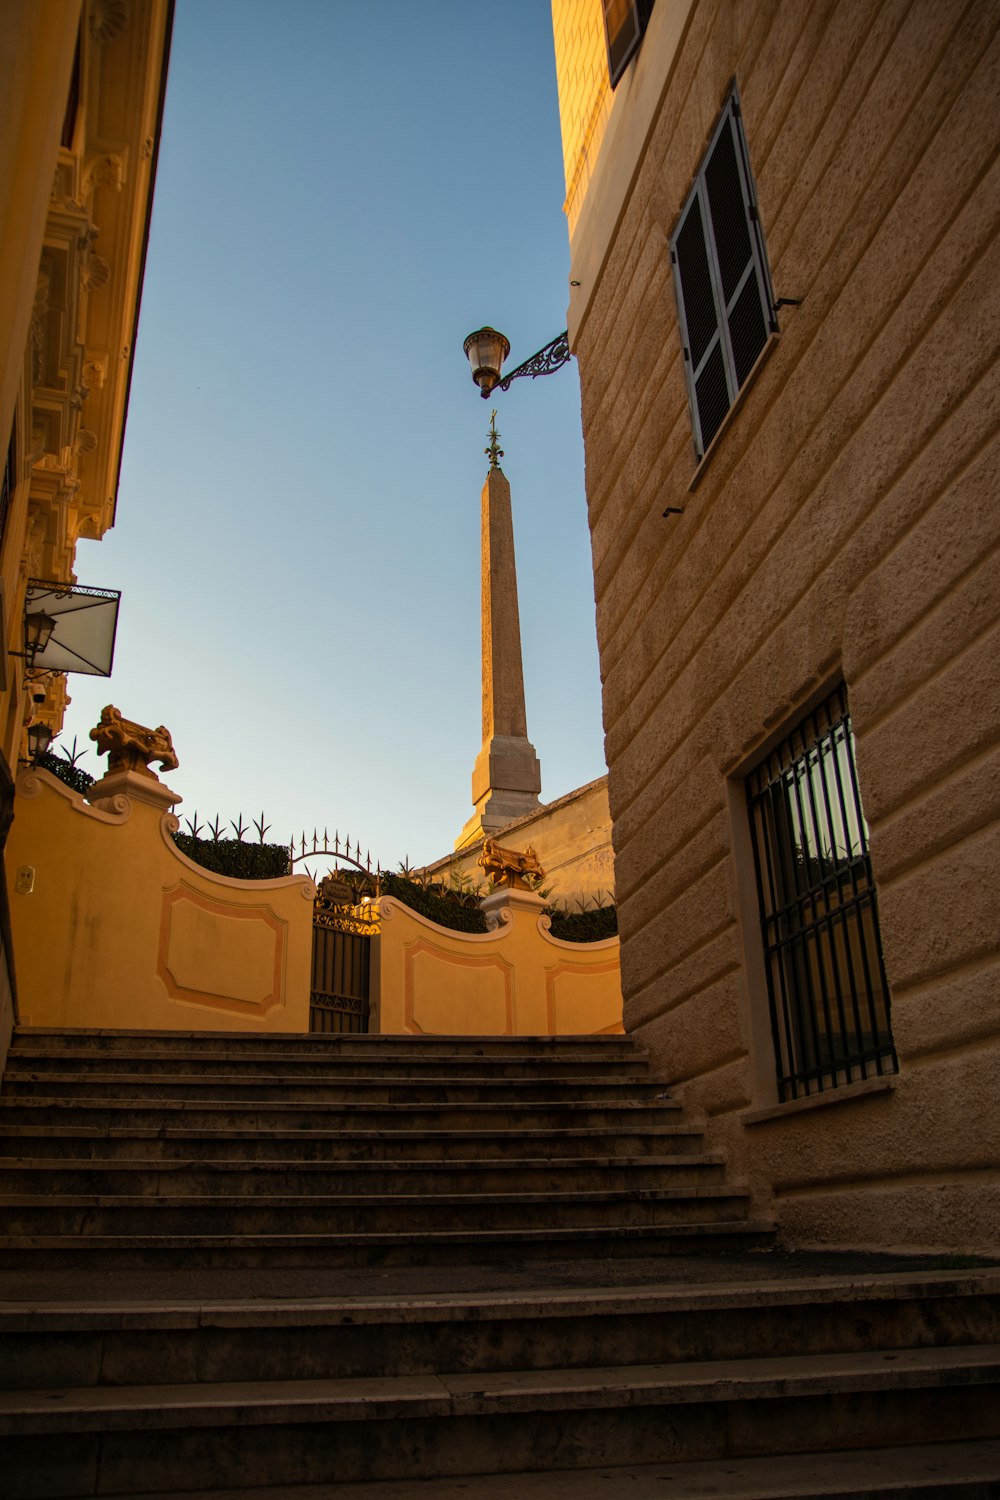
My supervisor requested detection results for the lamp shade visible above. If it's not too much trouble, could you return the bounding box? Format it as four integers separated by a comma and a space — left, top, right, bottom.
463, 327, 510, 397
24, 611, 57, 657
26, 721, 53, 761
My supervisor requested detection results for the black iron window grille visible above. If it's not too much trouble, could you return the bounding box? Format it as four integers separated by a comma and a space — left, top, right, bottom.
603, 0, 655, 89
746, 685, 897, 1102
669, 85, 777, 458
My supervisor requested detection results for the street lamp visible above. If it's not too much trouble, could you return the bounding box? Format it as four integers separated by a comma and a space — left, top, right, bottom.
25, 720, 53, 763
463, 326, 571, 398
10, 610, 57, 663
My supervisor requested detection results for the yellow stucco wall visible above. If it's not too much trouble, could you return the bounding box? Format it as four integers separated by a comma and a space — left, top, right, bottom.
373, 889, 622, 1037
550, 0, 613, 237
7, 768, 313, 1032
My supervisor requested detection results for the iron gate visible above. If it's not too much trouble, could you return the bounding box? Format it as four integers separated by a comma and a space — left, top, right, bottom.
310, 897, 379, 1034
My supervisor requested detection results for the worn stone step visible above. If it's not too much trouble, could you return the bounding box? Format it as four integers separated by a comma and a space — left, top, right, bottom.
0, 1097, 680, 1131
0, 1153, 725, 1197
5, 1047, 650, 1080
0, 1218, 777, 1268
1, 1346, 997, 1497
0, 1122, 706, 1161
12, 1028, 641, 1059
0, 1071, 670, 1104
0, 1184, 753, 1236
120, 1440, 1000, 1500
3, 1273, 996, 1391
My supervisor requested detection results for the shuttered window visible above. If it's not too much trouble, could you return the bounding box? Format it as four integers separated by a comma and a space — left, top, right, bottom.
603, 0, 655, 89
670, 88, 776, 458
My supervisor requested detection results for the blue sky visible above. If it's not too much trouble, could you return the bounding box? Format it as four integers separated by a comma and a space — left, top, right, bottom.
66, 0, 605, 869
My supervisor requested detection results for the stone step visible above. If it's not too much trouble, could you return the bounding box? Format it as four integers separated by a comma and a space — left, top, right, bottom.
0, 1153, 726, 1197
12, 1028, 641, 1058
0, 1218, 777, 1268
0, 1071, 670, 1104
119, 1441, 1000, 1500
0, 1097, 680, 1131
5, 1046, 650, 1079
1, 1346, 997, 1497
0, 1122, 706, 1160
0, 1184, 753, 1236
3, 1273, 996, 1391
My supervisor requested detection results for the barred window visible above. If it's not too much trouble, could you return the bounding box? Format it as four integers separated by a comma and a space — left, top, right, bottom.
670, 87, 776, 458
603, 0, 655, 89
745, 686, 897, 1102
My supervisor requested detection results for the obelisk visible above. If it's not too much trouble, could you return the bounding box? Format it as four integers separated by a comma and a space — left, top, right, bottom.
455, 414, 542, 850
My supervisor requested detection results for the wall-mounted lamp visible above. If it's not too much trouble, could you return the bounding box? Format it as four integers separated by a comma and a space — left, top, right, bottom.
10, 610, 57, 664
25, 720, 53, 763
463, 326, 571, 399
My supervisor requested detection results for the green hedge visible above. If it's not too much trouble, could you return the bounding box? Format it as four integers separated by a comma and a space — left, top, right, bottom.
173, 833, 290, 881
37, 751, 95, 795
546, 905, 618, 943
381, 871, 488, 934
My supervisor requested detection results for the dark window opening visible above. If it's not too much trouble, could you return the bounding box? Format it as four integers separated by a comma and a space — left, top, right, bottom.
745, 685, 897, 1103
0, 420, 15, 548
61, 32, 82, 150
603, 0, 655, 89
670, 86, 776, 457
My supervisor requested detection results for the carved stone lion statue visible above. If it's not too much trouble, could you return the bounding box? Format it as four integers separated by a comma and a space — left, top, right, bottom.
89, 704, 179, 779
478, 838, 544, 891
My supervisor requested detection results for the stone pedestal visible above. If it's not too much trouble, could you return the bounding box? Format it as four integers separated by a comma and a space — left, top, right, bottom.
85, 769, 181, 814
479, 886, 547, 930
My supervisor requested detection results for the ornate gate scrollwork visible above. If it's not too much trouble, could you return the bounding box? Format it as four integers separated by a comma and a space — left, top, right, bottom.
294, 832, 381, 1035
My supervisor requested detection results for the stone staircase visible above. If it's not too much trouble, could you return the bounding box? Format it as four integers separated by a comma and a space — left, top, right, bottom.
0, 1026, 998, 1498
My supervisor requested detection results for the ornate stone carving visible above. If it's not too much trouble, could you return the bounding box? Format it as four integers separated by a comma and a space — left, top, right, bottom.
81, 253, 111, 293
76, 428, 98, 455
89, 0, 128, 46
83, 357, 107, 391
90, 705, 179, 779
30, 274, 50, 385
478, 839, 544, 891
83, 153, 126, 197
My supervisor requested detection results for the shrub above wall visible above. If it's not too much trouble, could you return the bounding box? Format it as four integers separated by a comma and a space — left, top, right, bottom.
172, 834, 291, 881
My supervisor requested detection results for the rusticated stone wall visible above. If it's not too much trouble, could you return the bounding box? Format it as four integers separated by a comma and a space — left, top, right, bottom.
556, 0, 1000, 1253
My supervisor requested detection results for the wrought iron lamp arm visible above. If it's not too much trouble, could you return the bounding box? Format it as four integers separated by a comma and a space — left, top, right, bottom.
491, 330, 571, 396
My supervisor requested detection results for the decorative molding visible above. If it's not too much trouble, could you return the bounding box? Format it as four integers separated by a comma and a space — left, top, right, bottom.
81, 253, 111, 294
544, 955, 623, 1034
16, 767, 132, 826
377, 894, 513, 942
160, 813, 317, 899
83, 153, 127, 198
156, 882, 287, 1017
403, 939, 515, 1035
89, 0, 128, 46
536, 914, 620, 953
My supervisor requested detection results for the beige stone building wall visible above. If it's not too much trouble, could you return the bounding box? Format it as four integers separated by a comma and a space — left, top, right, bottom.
426, 776, 615, 911
552, 0, 1000, 1254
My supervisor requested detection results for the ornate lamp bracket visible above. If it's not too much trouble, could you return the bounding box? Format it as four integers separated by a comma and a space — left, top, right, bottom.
493, 330, 571, 396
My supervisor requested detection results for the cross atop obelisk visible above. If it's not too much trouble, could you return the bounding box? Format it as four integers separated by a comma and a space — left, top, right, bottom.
455, 415, 542, 849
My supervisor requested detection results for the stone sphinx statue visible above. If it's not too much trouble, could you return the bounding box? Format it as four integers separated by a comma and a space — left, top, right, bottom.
90, 704, 179, 779
478, 838, 544, 892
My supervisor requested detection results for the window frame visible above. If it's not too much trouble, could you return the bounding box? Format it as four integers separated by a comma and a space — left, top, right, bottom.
744, 685, 898, 1103
669, 85, 777, 459
603, 0, 655, 90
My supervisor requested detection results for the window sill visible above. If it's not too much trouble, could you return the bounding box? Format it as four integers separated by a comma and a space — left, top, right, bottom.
688, 331, 781, 494
743, 1072, 898, 1126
